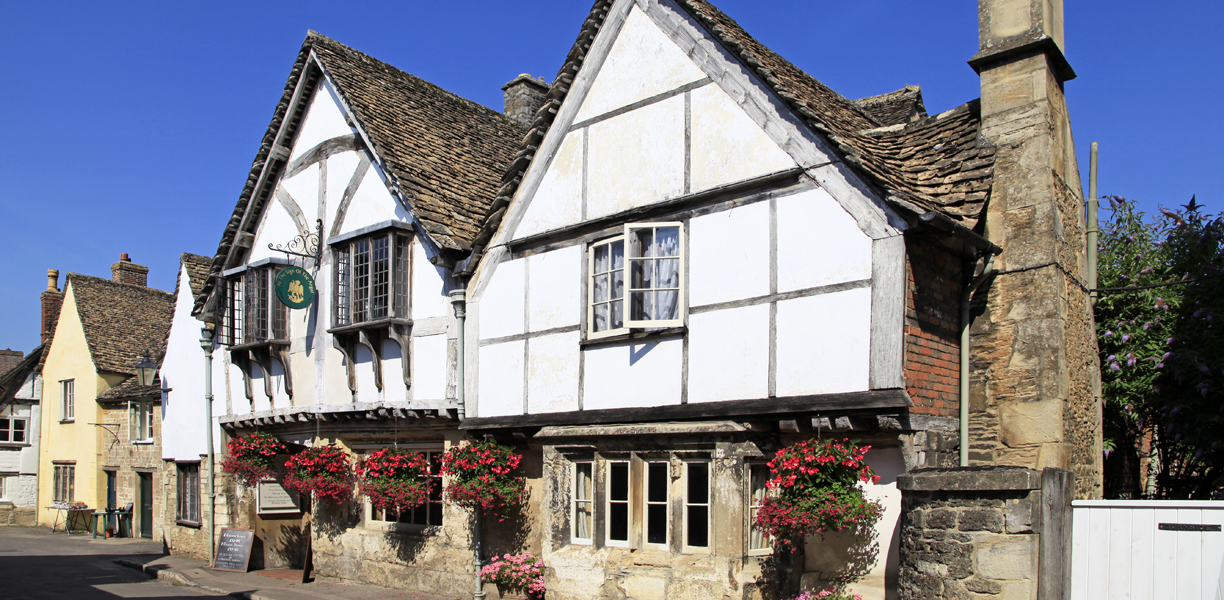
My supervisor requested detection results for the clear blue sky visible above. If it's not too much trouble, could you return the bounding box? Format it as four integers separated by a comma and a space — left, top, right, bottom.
1, 1, 1219, 353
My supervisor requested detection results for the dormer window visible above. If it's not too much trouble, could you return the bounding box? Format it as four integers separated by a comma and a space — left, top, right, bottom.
217, 265, 288, 346
332, 227, 411, 327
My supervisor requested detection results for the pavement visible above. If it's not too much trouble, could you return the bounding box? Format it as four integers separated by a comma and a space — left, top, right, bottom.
114, 542, 460, 600
0, 526, 458, 599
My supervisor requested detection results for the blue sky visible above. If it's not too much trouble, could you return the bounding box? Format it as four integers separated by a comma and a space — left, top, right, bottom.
1, 1, 1219, 353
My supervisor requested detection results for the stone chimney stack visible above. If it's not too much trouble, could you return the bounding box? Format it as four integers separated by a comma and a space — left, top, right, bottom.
0, 349, 23, 377
501, 74, 549, 126
968, 0, 1102, 498
111, 253, 149, 287
41, 269, 62, 345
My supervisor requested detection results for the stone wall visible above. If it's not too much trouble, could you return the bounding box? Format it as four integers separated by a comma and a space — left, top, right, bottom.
896, 466, 1072, 600
0, 503, 36, 526
162, 457, 219, 561
905, 236, 964, 418
102, 402, 164, 537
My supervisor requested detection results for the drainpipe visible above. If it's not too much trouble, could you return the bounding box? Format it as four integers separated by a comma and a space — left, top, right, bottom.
1088, 141, 1099, 307
449, 287, 483, 598
199, 327, 216, 567
960, 255, 995, 467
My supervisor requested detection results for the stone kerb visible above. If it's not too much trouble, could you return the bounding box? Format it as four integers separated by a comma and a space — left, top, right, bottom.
896, 466, 1072, 600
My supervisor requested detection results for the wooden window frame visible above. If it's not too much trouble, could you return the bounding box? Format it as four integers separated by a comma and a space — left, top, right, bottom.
218, 267, 288, 346
60, 380, 74, 422
176, 462, 201, 526
643, 460, 670, 551
0, 417, 27, 444
53, 464, 75, 503
332, 232, 412, 328
605, 459, 631, 548
624, 222, 685, 329
361, 448, 443, 533
682, 460, 711, 554
587, 235, 627, 339
128, 401, 155, 443
747, 462, 772, 554
571, 461, 595, 545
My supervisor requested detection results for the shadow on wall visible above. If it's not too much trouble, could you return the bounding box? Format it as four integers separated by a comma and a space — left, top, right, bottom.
271, 522, 309, 570
804, 522, 881, 591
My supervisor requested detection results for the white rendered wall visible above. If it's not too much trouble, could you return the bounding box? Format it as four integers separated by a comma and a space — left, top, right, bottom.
582, 339, 683, 410
586, 95, 686, 220
777, 188, 872, 291
12, 375, 42, 474
516, 131, 583, 240
687, 304, 769, 403
161, 264, 224, 461
527, 331, 580, 414
689, 200, 770, 307
290, 80, 358, 163
528, 246, 581, 331
775, 287, 871, 395
689, 82, 796, 192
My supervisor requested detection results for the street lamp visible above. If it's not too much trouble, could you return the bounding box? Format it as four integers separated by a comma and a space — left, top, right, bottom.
134, 351, 158, 387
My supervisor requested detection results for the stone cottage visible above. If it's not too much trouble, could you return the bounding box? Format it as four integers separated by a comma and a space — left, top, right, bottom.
457, 0, 1097, 599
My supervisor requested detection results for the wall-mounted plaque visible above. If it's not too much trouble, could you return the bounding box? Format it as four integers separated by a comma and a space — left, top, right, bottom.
257, 480, 300, 514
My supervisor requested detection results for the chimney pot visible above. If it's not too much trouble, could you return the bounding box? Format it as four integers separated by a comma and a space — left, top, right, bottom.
47, 269, 59, 292
501, 74, 550, 126
120, 253, 130, 262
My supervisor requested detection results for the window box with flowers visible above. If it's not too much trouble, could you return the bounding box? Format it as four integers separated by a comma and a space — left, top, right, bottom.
438, 440, 525, 522
221, 432, 287, 487
356, 447, 439, 531
283, 445, 354, 505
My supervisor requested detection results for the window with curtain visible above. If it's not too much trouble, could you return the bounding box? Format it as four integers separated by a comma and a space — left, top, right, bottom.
333, 232, 411, 327
588, 223, 684, 339
129, 401, 154, 442
748, 463, 772, 551
572, 462, 594, 543
60, 380, 74, 422
177, 463, 200, 525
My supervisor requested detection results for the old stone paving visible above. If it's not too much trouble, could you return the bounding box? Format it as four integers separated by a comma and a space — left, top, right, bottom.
0, 526, 457, 599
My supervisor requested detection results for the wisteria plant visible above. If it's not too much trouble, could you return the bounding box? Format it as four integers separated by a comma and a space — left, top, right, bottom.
283, 445, 354, 505
479, 552, 545, 599
221, 432, 286, 487
355, 448, 433, 513
438, 440, 525, 521
753, 438, 882, 551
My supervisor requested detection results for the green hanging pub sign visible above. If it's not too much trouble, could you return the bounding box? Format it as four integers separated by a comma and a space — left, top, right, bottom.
275, 266, 317, 309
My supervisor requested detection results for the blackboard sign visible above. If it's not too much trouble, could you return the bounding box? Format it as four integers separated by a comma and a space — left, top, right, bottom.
212, 528, 255, 572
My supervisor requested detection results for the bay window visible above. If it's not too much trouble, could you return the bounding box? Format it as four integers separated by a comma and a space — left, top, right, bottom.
217, 266, 288, 346
333, 231, 410, 327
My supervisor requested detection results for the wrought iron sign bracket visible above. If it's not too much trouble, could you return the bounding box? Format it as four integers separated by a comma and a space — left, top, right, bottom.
269, 219, 323, 262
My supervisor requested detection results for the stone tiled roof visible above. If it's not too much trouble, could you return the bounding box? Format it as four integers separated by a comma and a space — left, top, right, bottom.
96, 376, 162, 403
66, 274, 174, 376
181, 253, 211, 297
0, 344, 44, 408
460, 0, 996, 267
195, 32, 524, 315
855, 85, 928, 126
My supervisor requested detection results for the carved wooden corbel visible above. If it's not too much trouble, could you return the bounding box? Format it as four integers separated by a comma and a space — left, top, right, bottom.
251, 347, 276, 403
387, 323, 412, 388
357, 330, 384, 392
332, 336, 357, 397
229, 349, 254, 402
274, 346, 294, 399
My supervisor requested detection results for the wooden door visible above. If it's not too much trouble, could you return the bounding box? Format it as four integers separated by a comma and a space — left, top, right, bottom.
138, 473, 153, 538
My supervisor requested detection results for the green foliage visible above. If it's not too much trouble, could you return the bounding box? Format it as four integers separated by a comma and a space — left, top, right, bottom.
1096, 196, 1224, 498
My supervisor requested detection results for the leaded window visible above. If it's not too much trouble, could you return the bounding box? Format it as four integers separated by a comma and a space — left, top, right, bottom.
218, 267, 287, 345
177, 462, 200, 525
333, 232, 411, 327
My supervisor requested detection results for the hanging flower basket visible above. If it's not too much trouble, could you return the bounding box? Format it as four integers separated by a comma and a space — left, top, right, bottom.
221, 432, 286, 487
355, 447, 433, 513
283, 444, 354, 505
438, 440, 525, 521
752, 438, 883, 551
480, 552, 546, 600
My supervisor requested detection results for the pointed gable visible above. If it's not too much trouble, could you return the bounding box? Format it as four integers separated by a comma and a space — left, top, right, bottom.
67, 274, 174, 375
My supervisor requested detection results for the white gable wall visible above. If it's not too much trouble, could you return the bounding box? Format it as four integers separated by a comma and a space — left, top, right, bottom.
161, 264, 224, 461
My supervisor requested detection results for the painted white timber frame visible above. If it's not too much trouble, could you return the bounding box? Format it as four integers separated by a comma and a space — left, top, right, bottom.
643, 460, 670, 551
571, 460, 595, 544
681, 459, 711, 553
466, 0, 909, 411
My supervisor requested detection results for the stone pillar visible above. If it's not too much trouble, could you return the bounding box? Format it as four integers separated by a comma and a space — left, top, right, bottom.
897, 466, 1072, 600
967, 0, 1102, 499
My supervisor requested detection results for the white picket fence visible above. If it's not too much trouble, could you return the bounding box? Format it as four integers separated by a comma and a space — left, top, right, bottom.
1071, 500, 1224, 600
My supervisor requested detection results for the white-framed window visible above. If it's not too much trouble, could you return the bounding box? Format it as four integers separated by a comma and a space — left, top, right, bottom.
683, 461, 710, 552
587, 222, 684, 338
644, 461, 670, 550
0, 417, 27, 444
0, 475, 7, 500
217, 267, 288, 346
53, 464, 75, 503
606, 460, 630, 547
748, 463, 772, 552
60, 380, 74, 422
129, 401, 154, 442
364, 450, 443, 529
333, 232, 410, 327
572, 461, 594, 544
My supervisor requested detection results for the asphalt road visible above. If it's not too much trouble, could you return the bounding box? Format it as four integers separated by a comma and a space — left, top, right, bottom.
0, 527, 217, 599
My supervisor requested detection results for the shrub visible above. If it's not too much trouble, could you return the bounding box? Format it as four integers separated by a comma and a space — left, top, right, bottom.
480, 552, 545, 599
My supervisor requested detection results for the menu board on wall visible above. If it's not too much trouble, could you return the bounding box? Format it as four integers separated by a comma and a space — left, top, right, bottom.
257, 480, 300, 514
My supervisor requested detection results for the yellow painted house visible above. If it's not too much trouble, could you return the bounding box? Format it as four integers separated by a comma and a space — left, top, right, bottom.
36, 257, 173, 532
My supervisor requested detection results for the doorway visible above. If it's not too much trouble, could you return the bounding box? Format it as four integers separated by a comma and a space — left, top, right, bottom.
105, 471, 117, 534
138, 472, 153, 538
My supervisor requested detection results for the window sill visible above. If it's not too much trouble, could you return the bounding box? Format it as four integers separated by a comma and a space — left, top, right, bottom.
327, 318, 413, 335
363, 522, 440, 536
580, 327, 686, 348
227, 339, 290, 351
176, 520, 202, 529
0, 442, 30, 448
58, 419, 75, 424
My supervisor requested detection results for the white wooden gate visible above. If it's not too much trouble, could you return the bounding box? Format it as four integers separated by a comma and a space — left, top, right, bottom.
1071, 500, 1224, 599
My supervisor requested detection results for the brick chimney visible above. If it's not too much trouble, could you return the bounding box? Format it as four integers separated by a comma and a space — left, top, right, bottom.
0, 349, 22, 377
111, 253, 149, 287
41, 269, 63, 345
501, 74, 549, 126
968, 0, 1102, 498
